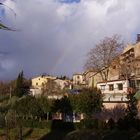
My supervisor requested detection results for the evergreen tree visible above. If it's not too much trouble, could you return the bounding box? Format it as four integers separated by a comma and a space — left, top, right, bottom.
13, 71, 28, 97
126, 92, 138, 119
51, 95, 73, 121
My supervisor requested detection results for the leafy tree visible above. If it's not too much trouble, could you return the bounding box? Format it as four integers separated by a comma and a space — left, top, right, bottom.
37, 96, 51, 113
77, 88, 103, 118
12, 96, 29, 117
5, 109, 17, 129
51, 95, 73, 121
69, 94, 80, 112
8, 96, 19, 108
37, 96, 52, 120
85, 35, 124, 81
5, 109, 24, 140
5, 110, 17, 140
13, 95, 43, 119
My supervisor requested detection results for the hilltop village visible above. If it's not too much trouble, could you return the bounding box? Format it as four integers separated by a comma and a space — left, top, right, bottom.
1, 35, 140, 140
30, 34, 140, 110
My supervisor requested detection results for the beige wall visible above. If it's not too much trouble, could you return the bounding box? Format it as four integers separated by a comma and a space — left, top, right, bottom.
54, 79, 71, 89
97, 80, 129, 94
92, 72, 102, 87
32, 75, 56, 89
87, 65, 120, 88
73, 74, 84, 85
83, 71, 95, 84
108, 65, 120, 81
134, 42, 140, 58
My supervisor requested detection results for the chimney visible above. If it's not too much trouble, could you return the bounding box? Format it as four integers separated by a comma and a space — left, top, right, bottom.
137, 34, 140, 42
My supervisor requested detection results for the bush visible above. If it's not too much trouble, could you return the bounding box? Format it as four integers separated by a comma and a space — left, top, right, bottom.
80, 119, 98, 129
102, 130, 131, 140
107, 118, 115, 129
64, 129, 100, 140
15, 119, 75, 130
117, 117, 140, 130
51, 120, 75, 131
0, 95, 9, 102
0, 113, 5, 128
0, 104, 10, 114
6, 110, 17, 129
20, 119, 52, 129
73, 122, 81, 130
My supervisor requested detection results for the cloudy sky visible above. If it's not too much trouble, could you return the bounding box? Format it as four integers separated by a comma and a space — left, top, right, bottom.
0, 0, 140, 80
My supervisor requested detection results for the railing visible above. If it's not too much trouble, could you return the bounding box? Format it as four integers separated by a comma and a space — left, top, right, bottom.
103, 93, 128, 102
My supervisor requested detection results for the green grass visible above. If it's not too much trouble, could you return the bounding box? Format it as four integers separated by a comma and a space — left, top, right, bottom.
0, 127, 140, 140
0, 95, 9, 103
0, 127, 50, 140
25, 128, 50, 140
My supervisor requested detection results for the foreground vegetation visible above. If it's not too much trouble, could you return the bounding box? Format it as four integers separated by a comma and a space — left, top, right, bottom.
0, 119, 140, 140
0, 71, 139, 140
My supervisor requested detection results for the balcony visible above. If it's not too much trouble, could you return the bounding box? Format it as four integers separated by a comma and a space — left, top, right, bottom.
103, 93, 128, 102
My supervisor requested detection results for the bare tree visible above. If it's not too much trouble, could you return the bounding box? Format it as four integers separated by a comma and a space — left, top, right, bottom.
85, 35, 124, 81
93, 104, 126, 122
42, 79, 62, 96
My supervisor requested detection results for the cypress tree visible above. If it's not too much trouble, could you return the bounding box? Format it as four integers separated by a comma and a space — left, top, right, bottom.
13, 71, 26, 97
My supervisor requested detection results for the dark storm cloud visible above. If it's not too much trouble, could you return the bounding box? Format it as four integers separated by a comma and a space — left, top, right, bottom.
0, 0, 140, 80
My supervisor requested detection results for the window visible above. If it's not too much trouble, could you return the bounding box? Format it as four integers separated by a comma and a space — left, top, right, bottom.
109, 84, 114, 91
36, 82, 38, 86
100, 85, 105, 90
118, 83, 123, 90
136, 68, 140, 75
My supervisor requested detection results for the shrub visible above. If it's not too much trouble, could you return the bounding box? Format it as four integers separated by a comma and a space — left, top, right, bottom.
117, 117, 140, 130
73, 122, 81, 130
80, 119, 98, 129
51, 120, 75, 131
0, 113, 5, 128
20, 119, 51, 129
6, 110, 17, 129
62, 122, 75, 131
107, 118, 115, 129
0, 95, 9, 102
64, 129, 101, 140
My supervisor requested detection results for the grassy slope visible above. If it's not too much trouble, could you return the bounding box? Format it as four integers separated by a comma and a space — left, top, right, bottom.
0, 127, 50, 140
